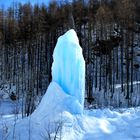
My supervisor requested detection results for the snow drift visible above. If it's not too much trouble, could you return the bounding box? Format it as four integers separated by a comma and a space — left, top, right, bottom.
6, 82, 77, 140
31, 82, 83, 121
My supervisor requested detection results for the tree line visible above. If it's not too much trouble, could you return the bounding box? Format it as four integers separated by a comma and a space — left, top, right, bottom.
0, 0, 140, 115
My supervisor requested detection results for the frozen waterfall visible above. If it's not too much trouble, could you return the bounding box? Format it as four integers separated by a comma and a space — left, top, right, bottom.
52, 29, 85, 110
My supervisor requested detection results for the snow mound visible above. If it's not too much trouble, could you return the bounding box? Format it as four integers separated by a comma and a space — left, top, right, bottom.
5, 82, 77, 140
5, 106, 140, 140
31, 82, 83, 122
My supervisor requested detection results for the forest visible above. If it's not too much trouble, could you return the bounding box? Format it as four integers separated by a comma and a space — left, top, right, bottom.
0, 0, 140, 116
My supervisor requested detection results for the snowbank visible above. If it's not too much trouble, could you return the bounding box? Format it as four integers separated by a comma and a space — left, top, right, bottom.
31, 82, 83, 121
4, 105, 140, 140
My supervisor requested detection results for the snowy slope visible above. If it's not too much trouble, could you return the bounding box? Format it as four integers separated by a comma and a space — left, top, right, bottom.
4, 82, 140, 140
5, 81, 82, 140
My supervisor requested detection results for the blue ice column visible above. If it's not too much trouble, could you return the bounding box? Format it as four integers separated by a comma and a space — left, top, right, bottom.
52, 29, 85, 112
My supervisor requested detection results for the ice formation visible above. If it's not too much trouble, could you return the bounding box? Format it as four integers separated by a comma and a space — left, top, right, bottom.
52, 29, 85, 111
6, 29, 85, 140
31, 29, 85, 120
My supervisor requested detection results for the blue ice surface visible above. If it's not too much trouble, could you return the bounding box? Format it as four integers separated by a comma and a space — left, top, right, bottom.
52, 29, 85, 113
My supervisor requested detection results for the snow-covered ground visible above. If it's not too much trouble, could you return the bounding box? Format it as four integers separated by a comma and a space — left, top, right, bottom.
1, 102, 140, 140
1, 81, 140, 140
